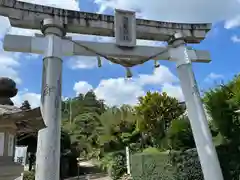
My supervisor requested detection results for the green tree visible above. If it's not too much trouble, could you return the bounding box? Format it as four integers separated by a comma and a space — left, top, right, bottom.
62, 90, 105, 158
97, 106, 139, 179
98, 106, 139, 153
135, 91, 185, 148
204, 75, 240, 145
20, 100, 31, 110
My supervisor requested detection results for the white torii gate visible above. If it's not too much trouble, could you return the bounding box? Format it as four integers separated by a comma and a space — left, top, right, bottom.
0, 1, 223, 180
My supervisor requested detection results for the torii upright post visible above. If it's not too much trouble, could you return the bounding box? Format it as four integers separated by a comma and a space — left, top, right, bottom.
3, 18, 75, 180
169, 33, 224, 180
35, 19, 66, 180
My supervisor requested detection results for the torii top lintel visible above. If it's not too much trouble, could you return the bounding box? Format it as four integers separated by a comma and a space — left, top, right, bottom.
0, 0, 211, 43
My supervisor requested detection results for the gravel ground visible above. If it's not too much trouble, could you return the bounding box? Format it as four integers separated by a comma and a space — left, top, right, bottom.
65, 173, 111, 180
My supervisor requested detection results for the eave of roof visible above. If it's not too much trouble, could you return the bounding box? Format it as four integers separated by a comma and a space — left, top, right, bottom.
0, 105, 46, 133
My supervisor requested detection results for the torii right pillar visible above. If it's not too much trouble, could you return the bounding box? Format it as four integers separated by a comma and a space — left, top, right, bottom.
169, 32, 224, 180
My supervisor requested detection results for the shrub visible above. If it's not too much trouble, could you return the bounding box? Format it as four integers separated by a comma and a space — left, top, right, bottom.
100, 151, 127, 180
23, 171, 35, 180
131, 145, 240, 180
131, 150, 176, 180
110, 151, 127, 180
167, 117, 195, 151
170, 145, 240, 180
217, 144, 240, 180
170, 149, 203, 180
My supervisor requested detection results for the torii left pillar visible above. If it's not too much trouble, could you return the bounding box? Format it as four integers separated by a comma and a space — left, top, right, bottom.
35, 19, 67, 180
4, 19, 73, 180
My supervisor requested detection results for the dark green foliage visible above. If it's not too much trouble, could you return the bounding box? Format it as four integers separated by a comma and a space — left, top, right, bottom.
217, 144, 240, 180
170, 149, 203, 180
62, 91, 106, 159
98, 106, 139, 153
100, 151, 127, 180
131, 145, 240, 180
204, 75, 240, 144
110, 151, 127, 180
23, 171, 35, 180
171, 145, 240, 180
61, 129, 71, 153
204, 85, 236, 142
167, 116, 195, 150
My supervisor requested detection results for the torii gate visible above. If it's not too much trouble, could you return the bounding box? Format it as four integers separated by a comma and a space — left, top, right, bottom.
0, 1, 223, 180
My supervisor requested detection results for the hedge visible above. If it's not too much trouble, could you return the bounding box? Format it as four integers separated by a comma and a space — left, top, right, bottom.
171, 145, 240, 180
170, 149, 203, 180
131, 150, 176, 180
131, 144, 240, 180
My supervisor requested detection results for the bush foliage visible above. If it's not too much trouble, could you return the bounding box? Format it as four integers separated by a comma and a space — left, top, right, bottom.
23, 171, 35, 180
131, 144, 240, 180
100, 151, 127, 180
110, 151, 127, 180
131, 150, 175, 180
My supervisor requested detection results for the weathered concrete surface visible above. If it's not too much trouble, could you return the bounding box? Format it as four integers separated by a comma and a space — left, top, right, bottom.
0, 0, 211, 43
0, 157, 23, 180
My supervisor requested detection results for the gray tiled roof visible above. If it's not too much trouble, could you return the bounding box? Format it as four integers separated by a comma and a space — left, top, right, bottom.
0, 105, 21, 115
0, 105, 46, 133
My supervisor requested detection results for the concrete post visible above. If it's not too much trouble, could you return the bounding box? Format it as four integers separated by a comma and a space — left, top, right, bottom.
169, 33, 224, 180
35, 19, 65, 180
126, 146, 130, 174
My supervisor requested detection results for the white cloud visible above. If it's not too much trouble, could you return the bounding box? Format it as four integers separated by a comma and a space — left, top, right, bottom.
12, 89, 67, 109
95, 0, 239, 23
0, 41, 21, 83
162, 83, 184, 101
12, 90, 41, 108
137, 66, 178, 85
68, 56, 102, 69
73, 65, 184, 106
204, 72, 224, 83
94, 0, 240, 30
94, 78, 145, 106
225, 15, 240, 29
231, 35, 240, 42
73, 81, 93, 95
19, 0, 79, 10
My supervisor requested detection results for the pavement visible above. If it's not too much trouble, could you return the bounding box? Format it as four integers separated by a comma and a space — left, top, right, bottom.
65, 173, 111, 180
65, 160, 111, 180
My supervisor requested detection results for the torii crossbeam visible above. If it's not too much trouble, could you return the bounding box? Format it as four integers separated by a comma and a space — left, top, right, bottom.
0, 1, 223, 180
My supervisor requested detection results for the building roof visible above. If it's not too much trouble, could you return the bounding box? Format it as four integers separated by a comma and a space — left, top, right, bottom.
0, 105, 46, 133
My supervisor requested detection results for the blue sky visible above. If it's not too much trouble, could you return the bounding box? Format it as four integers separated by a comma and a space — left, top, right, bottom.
0, 0, 240, 107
